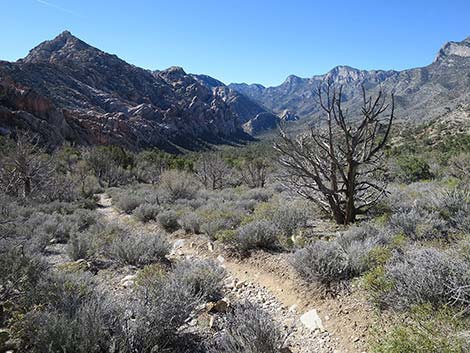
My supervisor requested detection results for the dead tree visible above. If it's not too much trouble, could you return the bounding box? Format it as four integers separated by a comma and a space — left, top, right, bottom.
195, 153, 230, 190
0, 132, 54, 198
238, 157, 269, 188
449, 152, 470, 182
275, 83, 394, 224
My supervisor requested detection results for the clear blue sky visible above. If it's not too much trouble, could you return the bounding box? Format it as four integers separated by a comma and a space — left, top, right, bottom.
2, 0, 470, 86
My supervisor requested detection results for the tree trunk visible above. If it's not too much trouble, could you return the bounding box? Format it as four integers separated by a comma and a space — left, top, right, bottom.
345, 161, 357, 224
23, 177, 31, 198
328, 196, 345, 224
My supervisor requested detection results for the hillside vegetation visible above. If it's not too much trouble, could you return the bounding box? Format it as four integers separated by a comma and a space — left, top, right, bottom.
1, 114, 470, 353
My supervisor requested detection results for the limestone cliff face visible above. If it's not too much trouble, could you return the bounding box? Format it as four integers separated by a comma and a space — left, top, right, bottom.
0, 31, 252, 150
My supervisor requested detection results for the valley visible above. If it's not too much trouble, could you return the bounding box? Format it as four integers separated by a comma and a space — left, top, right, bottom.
1, 23, 470, 353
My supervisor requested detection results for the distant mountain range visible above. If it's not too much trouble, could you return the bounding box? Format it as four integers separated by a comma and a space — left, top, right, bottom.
1, 32, 469, 150
0, 31, 279, 150
229, 37, 470, 124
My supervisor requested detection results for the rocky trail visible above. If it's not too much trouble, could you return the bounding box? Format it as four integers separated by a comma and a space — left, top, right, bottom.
95, 194, 373, 353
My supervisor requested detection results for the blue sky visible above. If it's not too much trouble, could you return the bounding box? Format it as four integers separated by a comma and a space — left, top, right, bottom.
2, 0, 470, 86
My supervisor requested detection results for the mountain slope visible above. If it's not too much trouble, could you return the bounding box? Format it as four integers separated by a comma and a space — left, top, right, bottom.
192, 74, 280, 134
229, 37, 470, 123
0, 31, 276, 150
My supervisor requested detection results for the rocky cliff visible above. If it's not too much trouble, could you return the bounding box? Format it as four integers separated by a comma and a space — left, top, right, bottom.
0, 31, 277, 150
229, 37, 470, 124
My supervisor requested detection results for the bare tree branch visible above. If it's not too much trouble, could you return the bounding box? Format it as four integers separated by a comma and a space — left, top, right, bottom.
275, 83, 394, 224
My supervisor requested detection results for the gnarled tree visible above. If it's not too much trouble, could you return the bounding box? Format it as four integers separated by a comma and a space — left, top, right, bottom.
237, 157, 270, 188
195, 153, 231, 190
275, 84, 394, 224
0, 132, 54, 198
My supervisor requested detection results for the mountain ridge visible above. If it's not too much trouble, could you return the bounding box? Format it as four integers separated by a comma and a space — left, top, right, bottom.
1, 32, 470, 150
0, 31, 279, 150
229, 37, 470, 124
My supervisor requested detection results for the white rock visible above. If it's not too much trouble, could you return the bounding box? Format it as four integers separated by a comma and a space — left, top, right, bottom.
208, 242, 214, 252
289, 304, 298, 313
120, 274, 137, 288
172, 239, 186, 250
209, 316, 215, 328
235, 280, 245, 289
216, 255, 225, 264
300, 309, 325, 332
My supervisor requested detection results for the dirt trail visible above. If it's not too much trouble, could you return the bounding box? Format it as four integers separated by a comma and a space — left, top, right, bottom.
96, 193, 373, 353
223, 259, 305, 308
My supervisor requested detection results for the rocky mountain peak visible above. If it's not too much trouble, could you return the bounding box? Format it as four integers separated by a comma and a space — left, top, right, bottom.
157, 66, 191, 85
0, 31, 284, 149
323, 65, 363, 82
191, 74, 225, 89
165, 66, 186, 75
435, 37, 470, 62
21, 30, 94, 64
284, 74, 303, 85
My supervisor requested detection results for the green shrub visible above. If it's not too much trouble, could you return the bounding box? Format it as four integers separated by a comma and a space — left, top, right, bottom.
179, 212, 201, 233
291, 240, 350, 292
373, 305, 469, 353
108, 232, 170, 266
231, 220, 279, 255
253, 200, 309, 238
115, 194, 144, 214
157, 210, 180, 232
67, 232, 95, 261
135, 264, 167, 288
208, 302, 284, 353
171, 259, 226, 301
374, 247, 470, 310
159, 170, 199, 201
201, 219, 231, 240
133, 203, 161, 222
198, 206, 244, 240
394, 155, 433, 183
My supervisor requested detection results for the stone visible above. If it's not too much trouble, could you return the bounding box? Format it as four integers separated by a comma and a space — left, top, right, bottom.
235, 280, 245, 289
208, 316, 215, 329
0, 329, 10, 345
207, 242, 214, 252
207, 299, 228, 314
172, 239, 185, 250
120, 274, 137, 288
300, 309, 325, 332
242, 112, 280, 135
289, 304, 298, 313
